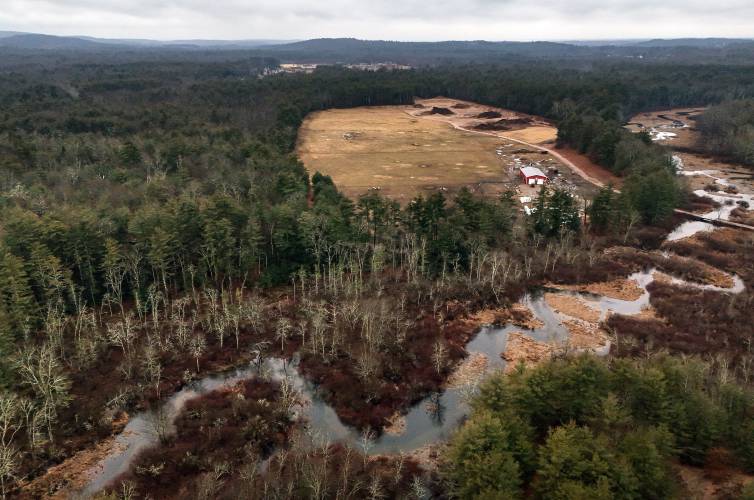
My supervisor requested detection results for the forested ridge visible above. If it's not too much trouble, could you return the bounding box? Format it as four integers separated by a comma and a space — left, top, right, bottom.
1, 50, 754, 497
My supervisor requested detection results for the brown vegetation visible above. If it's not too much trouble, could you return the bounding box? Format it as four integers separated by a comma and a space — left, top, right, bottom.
562, 320, 609, 351
610, 229, 754, 371
501, 332, 554, 373
446, 353, 489, 389
552, 277, 644, 301
544, 293, 601, 323
108, 378, 293, 499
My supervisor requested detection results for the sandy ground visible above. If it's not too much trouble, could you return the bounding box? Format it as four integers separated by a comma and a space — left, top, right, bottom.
501, 332, 555, 373
544, 293, 601, 323
446, 352, 489, 389
552, 278, 644, 301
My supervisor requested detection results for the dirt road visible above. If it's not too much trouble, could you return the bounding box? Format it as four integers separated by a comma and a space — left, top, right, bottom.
435, 114, 754, 232
445, 120, 611, 188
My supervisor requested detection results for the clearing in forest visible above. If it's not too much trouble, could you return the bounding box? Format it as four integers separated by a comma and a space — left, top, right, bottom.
297, 97, 591, 203
625, 107, 706, 148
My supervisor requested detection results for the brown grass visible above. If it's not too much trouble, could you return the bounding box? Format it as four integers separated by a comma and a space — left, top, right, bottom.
297, 97, 569, 203
446, 352, 489, 389
562, 320, 609, 350
501, 332, 554, 373
544, 293, 601, 323
552, 278, 644, 301
297, 105, 511, 202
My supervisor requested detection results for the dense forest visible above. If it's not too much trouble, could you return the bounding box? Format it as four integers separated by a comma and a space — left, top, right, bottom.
0, 47, 753, 497
697, 99, 754, 165
447, 355, 754, 499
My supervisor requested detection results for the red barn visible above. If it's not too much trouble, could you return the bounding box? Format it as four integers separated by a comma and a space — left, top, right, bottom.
520, 166, 548, 185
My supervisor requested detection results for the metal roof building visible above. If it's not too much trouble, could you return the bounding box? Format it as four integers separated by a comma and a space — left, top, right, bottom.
520, 166, 548, 185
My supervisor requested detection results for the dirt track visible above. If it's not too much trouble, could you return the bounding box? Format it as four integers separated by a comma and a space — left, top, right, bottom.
406, 98, 615, 189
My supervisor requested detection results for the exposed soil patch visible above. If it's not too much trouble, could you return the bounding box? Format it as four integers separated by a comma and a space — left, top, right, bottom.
423, 106, 454, 116
474, 117, 533, 131
476, 110, 502, 119
553, 146, 622, 187
405, 443, 445, 472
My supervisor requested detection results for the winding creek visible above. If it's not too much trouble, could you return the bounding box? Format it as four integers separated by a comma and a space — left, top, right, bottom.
78, 157, 753, 496
81, 272, 744, 496
669, 155, 754, 241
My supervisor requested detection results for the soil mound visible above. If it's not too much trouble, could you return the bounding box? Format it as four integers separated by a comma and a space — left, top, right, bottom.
474, 117, 533, 131
422, 107, 455, 116
477, 110, 502, 119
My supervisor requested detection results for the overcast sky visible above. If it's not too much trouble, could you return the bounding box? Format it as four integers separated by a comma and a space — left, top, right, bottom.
2, 0, 753, 41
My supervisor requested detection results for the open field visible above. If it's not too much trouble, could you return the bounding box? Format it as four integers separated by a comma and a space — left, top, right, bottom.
297, 97, 598, 203
626, 107, 706, 148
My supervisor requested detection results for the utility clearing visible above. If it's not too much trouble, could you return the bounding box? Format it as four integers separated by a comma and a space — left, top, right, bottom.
297, 97, 598, 202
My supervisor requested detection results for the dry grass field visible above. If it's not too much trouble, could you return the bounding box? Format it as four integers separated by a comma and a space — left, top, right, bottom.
296, 98, 581, 203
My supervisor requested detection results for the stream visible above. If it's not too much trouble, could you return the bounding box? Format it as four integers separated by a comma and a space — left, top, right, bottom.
80, 262, 745, 496
668, 155, 754, 241
79, 157, 752, 495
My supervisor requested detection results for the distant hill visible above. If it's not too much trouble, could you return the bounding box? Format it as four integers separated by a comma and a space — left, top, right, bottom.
0, 33, 119, 50
2, 32, 754, 66
635, 38, 754, 48
76, 36, 297, 48
256, 38, 598, 64
0, 32, 296, 50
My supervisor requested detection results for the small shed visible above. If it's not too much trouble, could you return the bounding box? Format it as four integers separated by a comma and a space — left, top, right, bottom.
520, 166, 548, 185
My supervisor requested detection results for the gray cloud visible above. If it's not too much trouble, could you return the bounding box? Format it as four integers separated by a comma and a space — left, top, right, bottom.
1, 0, 753, 41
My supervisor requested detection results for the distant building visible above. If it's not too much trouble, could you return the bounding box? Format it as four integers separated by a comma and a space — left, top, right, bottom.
520, 166, 548, 185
